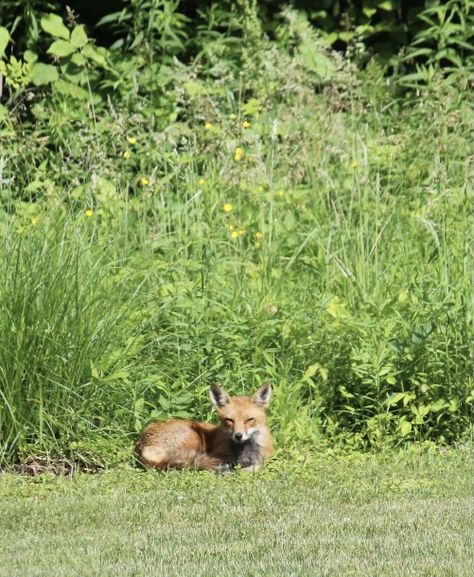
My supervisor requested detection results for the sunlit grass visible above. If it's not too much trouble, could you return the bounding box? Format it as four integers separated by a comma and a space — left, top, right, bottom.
0, 448, 471, 577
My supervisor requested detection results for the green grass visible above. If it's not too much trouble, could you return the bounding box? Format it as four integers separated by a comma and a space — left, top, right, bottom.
0, 447, 471, 576
0, 16, 472, 464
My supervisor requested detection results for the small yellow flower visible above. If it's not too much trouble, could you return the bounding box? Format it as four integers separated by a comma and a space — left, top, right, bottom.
228, 224, 235, 231
351, 159, 358, 169
234, 147, 244, 162
138, 176, 150, 186
256, 186, 263, 194
238, 229, 246, 236
276, 190, 284, 198
255, 232, 263, 239
127, 136, 137, 145
229, 113, 237, 120
205, 121, 213, 130
223, 203, 233, 213
31, 216, 39, 225
243, 120, 250, 129
231, 230, 240, 239
255, 242, 261, 249
123, 150, 132, 159
198, 178, 206, 186
85, 209, 94, 218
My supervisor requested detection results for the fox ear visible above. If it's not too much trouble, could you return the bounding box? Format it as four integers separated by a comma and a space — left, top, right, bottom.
210, 384, 230, 408
251, 383, 272, 407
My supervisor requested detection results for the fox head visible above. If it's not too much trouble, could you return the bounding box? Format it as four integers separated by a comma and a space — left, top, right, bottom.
210, 383, 272, 444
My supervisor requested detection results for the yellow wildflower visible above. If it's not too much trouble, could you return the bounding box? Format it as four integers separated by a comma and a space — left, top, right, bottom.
127, 136, 137, 145
351, 159, 358, 169
223, 203, 233, 213
123, 150, 131, 159
255, 242, 261, 249
228, 224, 235, 231
31, 216, 39, 225
238, 229, 246, 236
85, 209, 94, 218
229, 113, 237, 120
198, 178, 206, 186
276, 190, 284, 198
243, 120, 250, 129
234, 147, 244, 162
138, 176, 150, 186
255, 232, 263, 239
231, 230, 240, 239
205, 121, 213, 130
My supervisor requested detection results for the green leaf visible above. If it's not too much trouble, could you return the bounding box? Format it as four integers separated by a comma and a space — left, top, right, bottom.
378, 1, 394, 10
363, 8, 377, 18
300, 45, 335, 80
385, 392, 406, 406
24, 50, 38, 63
82, 44, 108, 68
304, 363, 319, 379
54, 79, 90, 100
30, 63, 59, 85
71, 53, 87, 67
448, 398, 459, 412
338, 386, 354, 399
48, 39, 75, 58
0, 26, 10, 57
41, 14, 70, 40
399, 420, 412, 436
70, 25, 88, 49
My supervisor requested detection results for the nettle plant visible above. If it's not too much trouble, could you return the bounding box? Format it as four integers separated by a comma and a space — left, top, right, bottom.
0, 14, 109, 114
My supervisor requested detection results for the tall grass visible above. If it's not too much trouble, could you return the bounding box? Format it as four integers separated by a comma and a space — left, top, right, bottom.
0, 218, 144, 465
0, 37, 472, 465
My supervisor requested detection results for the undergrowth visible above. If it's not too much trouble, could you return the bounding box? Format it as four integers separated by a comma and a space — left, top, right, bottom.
0, 6, 472, 467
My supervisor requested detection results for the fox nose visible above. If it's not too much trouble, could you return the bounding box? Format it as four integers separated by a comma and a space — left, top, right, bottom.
234, 432, 243, 441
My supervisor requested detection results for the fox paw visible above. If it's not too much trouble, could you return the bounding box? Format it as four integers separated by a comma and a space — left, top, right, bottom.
216, 463, 232, 475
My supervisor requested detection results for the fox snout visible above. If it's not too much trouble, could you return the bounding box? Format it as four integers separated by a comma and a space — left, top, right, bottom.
232, 431, 248, 443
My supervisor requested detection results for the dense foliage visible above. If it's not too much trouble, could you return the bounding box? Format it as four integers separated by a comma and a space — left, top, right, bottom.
0, 1, 472, 466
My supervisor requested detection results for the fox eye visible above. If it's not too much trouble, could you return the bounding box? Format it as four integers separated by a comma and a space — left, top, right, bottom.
224, 418, 234, 425
245, 417, 255, 424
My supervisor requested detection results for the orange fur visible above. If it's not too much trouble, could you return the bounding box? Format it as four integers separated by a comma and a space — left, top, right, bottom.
135, 384, 273, 473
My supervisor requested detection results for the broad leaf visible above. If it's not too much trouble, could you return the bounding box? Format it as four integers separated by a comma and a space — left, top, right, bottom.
40, 14, 70, 40
399, 420, 412, 436
82, 44, 108, 68
0, 26, 10, 57
54, 79, 89, 100
30, 63, 59, 85
70, 25, 88, 49
47, 40, 75, 58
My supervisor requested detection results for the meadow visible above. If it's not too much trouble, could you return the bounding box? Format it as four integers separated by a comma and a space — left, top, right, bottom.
0, 0, 472, 470
0, 3, 472, 575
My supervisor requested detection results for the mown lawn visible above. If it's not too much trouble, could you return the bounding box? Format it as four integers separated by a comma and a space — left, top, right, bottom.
0, 447, 471, 577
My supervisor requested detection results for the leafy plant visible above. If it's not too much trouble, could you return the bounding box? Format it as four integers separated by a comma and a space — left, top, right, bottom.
397, 0, 474, 87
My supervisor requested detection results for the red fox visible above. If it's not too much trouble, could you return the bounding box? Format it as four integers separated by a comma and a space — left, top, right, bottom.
135, 383, 273, 473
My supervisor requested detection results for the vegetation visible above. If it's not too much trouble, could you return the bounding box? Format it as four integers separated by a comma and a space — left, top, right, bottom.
0, 447, 472, 576
0, 1, 472, 467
